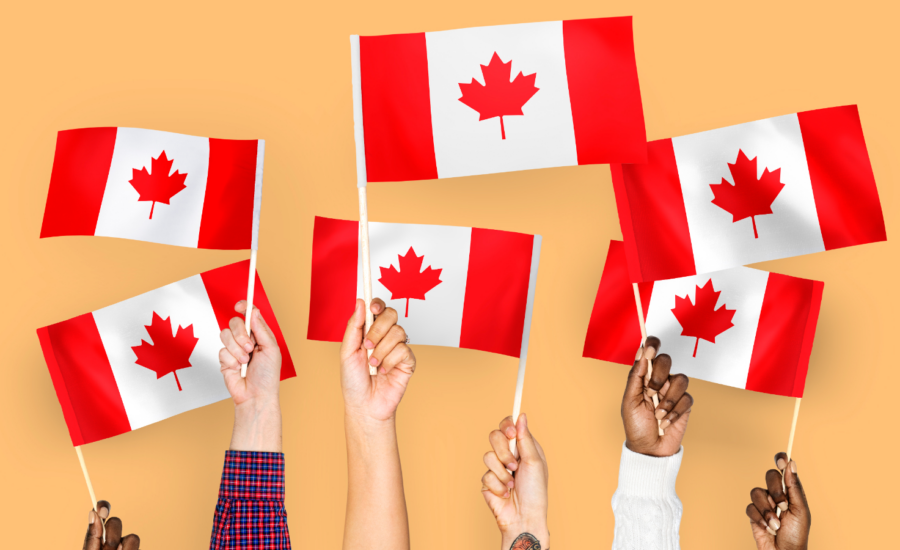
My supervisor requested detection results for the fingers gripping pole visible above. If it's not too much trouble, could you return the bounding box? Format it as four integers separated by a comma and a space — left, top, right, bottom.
75, 446, 97, 511
359, 187, 376, 376
240, 249, 258, 378
633, 283, 663, 436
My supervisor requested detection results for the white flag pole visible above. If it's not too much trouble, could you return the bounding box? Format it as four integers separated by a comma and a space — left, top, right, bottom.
510, 236, 542, 457
633, 283, 663, 435
786, 397, 802, 460
75, 446, 97, 510
240, 249, 257, 378
351, 35, 376, 375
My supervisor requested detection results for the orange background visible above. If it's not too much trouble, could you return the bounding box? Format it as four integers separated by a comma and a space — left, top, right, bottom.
1, 1, 896, 548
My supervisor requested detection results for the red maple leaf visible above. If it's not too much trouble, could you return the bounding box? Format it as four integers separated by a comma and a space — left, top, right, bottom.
458, 52, 539, 140
378, 247, 443, 317
129, 151, 188, 219
710, 150, 785, 238
131, 312, 199, 391
670, 279, 736, 357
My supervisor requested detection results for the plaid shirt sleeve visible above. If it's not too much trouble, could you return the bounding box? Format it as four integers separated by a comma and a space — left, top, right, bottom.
209, 451, 291, 550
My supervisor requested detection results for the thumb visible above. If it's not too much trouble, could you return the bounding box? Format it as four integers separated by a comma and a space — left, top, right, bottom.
516, 413, 540, 463
784, 460, 809, 517
250, 309, 278, 350
340, 299, 365, 358
624, 346, 650, 402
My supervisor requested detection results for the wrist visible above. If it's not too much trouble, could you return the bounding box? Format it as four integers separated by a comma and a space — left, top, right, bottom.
500, 526, 550, 550
230, 398, 282, 452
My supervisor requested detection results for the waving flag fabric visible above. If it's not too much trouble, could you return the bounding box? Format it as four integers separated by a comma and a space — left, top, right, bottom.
37, 261, 295, 446
584, 241, 823, 397
612, 105, 885, 282
308, 216, 541, 358
41, 127, 264, 250
351, 16, 646, 183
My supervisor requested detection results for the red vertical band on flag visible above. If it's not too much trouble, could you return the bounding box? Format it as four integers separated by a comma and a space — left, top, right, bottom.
794, 281, 823, 398
200, 261, 296, 380
798, 105, 886, 250
37, 313, 131, 446
360, 33, 438, 182
583, 241, 653, 364
746, 274, 820, 397
40, 127, 117, 238
612, 139, 696, 282
460, 229, 534, 357
198, 139, 258, 250
563, 17, 647, 164
307, 217, 359, 342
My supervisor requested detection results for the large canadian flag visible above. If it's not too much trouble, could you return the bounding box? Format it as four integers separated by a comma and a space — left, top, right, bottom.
351, 16, 646, 183
612, 105, 886, 282
308, 217, 541, 358
41, 127, 264, 250
37, 261, 295, 446
584, 241, 823, 397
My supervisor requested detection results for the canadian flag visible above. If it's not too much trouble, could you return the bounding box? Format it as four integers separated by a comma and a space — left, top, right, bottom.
37, 261, 295, 446
612, 105, 886, 282
41, 127, 264, 250
583, 241, 823, 397
351, 16, 646, 183
308, 217, 541, 358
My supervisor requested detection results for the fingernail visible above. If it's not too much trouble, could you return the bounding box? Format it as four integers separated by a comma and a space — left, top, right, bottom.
507, 463, 517, 471
89, 510, 96, 524
776, 458, 787, 470
767, 495, 776, 510
778, 501, 789, 512
790, 460, 797, 474
645, 388, 658, 397
506, 428, 516, 438
769, 518, 780, 531
243, 343, 253, 353
369, 357, 379, 367
659, 419, 671, 430
766, 526, 777, 537
242, 354, 251, 363
99, 506, 109, 519
118, 545, 123, 550
364, 339, 375, 349
507, 480, 515, 489
655, 409, 667, 420
635, 346, 643, 361
503, 491, 509, 498
645, 346, 657, 360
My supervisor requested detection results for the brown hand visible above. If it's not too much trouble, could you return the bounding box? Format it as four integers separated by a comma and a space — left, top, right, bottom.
746, 454, 811, 550
82, 501, 140, 550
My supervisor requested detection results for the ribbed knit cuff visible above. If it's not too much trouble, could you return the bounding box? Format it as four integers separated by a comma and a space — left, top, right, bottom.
616, 443, 682, 500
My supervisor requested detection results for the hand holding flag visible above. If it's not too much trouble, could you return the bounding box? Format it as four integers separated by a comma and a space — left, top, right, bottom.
746, 454, 810, 549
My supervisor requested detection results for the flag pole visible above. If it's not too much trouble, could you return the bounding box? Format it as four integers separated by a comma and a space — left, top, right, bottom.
786, 397, 801, 460
633, 283, 663, 435
510, 236, 542, 457
240, 249, 257, 378
351, 35, 376, 375
75, 446, 97, 510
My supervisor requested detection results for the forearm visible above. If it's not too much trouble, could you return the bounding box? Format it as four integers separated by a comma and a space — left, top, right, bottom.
343, 413, 409, 550
501, 529, 551, 550
230, 399, 283, 452
611, 443, 683, 550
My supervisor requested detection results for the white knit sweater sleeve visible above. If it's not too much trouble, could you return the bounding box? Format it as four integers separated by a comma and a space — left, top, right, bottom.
610, 442, 683, 550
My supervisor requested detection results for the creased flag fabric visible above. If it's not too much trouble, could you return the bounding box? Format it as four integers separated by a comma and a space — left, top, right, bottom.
308, 216, 541, 358
351, 16, 646, 184
584, 241, 823, 398
612, 105, 886, 282
41, 127, 264, 250
37, 261, 294, 446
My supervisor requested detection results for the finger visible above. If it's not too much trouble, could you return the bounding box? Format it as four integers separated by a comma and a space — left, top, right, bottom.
228, 316, 254, 355
369, 324, 406, 369
481, 470, 509, 498
83, 510, 103, 550
656, 373, 688, 419
489, 429, 517, 470
784, 459, 810, 517
219, 347, 240, 372
103, 517, 123, 550
774, 452, 789, 472
379, 342, 416, 375
220, 327, 250, 365
750, 487, 781, 533
499, 416, 516, 440
120, 534, 141, 550
96, 500, 110, 520
660, 391, 693, 432
249, 308, 278, 350
370, 297, 386, 316
766, 468, 788, 511
746, 503, 774, 536
647, 353, 672, 393
340, 299, 366, 357
515, 413, 541, 466
363, 307, 399, 350
484, 451, 515, 489
624, 343, 653, 400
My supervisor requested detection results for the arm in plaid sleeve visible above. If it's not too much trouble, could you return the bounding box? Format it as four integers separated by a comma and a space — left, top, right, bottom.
210, 450, 291, 550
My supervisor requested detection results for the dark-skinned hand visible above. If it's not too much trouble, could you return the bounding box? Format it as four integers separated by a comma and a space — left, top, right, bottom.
746, 453, 811, 550
83, 500, 140, 550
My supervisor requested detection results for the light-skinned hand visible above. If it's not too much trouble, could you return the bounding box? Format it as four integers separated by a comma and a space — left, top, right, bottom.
481, 414, 549, 550
746, 453, 811, 550
83, 500, 140, 550
622, 336, 694, 457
